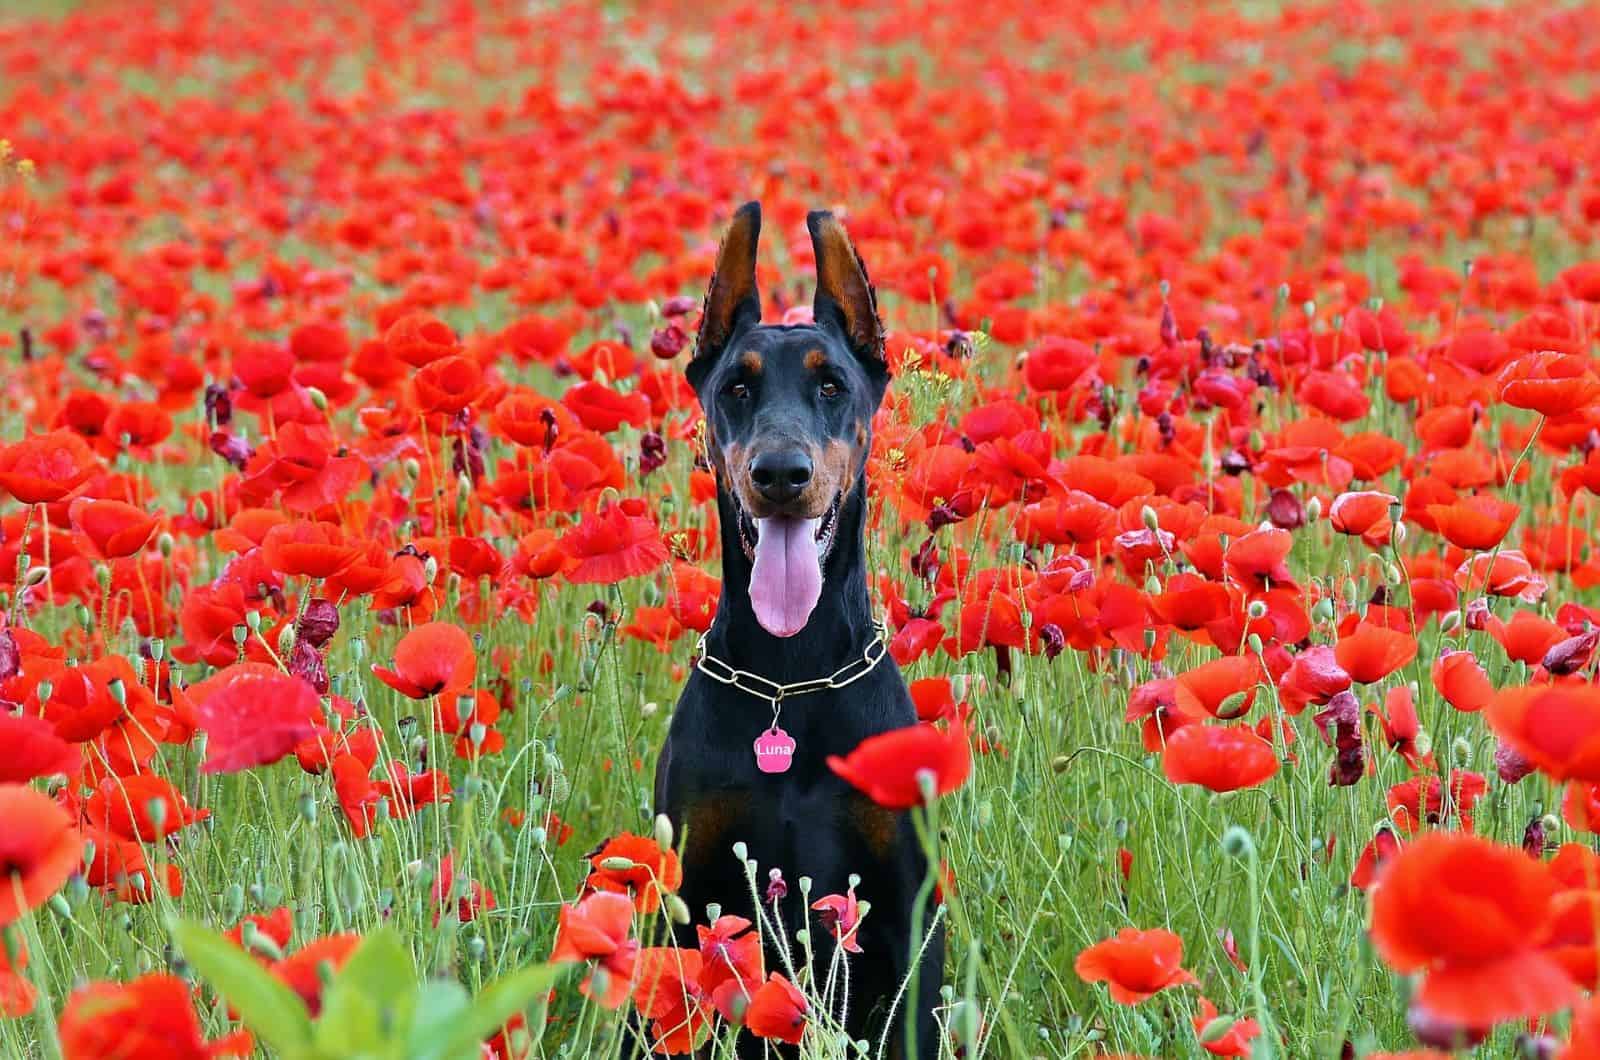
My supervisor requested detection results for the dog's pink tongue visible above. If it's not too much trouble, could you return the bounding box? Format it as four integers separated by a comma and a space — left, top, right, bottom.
749, 516, 823, 637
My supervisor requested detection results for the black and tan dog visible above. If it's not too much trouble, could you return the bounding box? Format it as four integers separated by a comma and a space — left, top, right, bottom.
652, 202, 943, 1057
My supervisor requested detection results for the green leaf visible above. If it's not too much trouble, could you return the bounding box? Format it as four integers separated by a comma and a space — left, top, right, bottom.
314, 929, 421, 1056
407, 963, 569, 1060
405, 980, 472, 1059
170, 918, 314, 1056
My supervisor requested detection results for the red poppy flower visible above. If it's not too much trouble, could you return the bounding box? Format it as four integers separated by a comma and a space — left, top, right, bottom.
0, 936, 35, 1017
1333, 623, 1417, 684
1328, 490, 1396, 546
1193, 996, 1260, 1056
812, 884, 864, 953
1427, 494, 1521, 551
86, 773, 209, 842
371, 621, 477, 699
1497, 351, 1600, 416
1175, 655, 1261, 719
384, 311, 460, 368
550, 890, 639, 1009
744, 973, 809, 1045
582, 832, 684, 914
1161, 724, 1279, 792
261, 520, 360, 579
1074, 927, 1197, 1004
558, 498, 670, 584
68, 497, 159, 559
269, 934, 362, 1017
0, 712, 79, 783
412, 354, 486, 415
0, 784, 84, 926
0, 429, 101, 504
630, 947, 712, 1054
1222, 527, 1296, 592
1488, 683, 1600, 783
1369, 831, 1579, 1028
827, 716, 972, 809
562, 380, 651, 433
184, 663, 323, 775
1431, 650, 1493, 713
58, 973, 252, 1060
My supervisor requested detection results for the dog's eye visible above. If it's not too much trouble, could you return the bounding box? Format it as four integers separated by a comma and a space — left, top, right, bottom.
819, 380, 842, 399
728, 382, 751, 401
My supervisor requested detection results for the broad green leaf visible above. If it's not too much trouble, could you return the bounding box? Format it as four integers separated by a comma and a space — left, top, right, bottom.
408, 963, 568, 1060
405, 979, 472, 1060
314, 929, 421, 1055
170, 918, 314, 1056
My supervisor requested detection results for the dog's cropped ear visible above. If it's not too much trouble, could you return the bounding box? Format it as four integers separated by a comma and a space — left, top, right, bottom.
808, 210, 885, 371
690, 201, 762, 383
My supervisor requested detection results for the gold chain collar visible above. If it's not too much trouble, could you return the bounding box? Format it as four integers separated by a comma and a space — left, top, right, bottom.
693, 621, 890, 708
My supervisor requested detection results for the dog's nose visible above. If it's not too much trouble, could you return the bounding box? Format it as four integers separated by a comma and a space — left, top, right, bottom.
749, 449, 813, 504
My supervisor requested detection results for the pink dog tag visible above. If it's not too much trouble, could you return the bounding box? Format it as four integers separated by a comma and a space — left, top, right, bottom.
754, 725, 796, 774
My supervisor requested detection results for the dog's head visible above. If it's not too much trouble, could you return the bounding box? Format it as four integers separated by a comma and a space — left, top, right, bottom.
687, 202, 889, 638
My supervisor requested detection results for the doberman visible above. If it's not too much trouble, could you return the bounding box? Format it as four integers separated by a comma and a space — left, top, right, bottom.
651, 202, 944, 1058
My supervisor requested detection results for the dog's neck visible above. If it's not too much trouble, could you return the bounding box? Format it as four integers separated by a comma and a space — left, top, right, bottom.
704, 478, 879, 682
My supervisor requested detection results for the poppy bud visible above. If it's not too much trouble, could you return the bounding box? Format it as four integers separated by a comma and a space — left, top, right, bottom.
48, 893, 73, 921
403, 458, 421, 480
277, 625, 297, 656
1491, 747, 1532, 791
1141, 505, 1160, 531
642, 700, 658, 717
1265, 489, 1304, 530
158, 532, 174, 557
297, 792, 317, 823
298, 599, 340, 648
1311, 598, 1335, 624
107, 678, 126, 706
654, 813, 674, 853
1304, 496, 1322, 522
1302, 299, 1316, 321
22, 565, 48, 587
663, 893, 690, 925
1221, 826, 1254, 859
306, 386, 328, 411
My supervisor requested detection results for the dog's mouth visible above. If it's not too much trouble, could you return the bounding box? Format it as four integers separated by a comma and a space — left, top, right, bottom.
733, 490, 842, 638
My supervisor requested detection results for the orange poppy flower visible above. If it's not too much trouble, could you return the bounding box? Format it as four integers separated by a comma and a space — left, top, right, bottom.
827, 716, 972, 808
1487, 683, 1600, 783
371, 621, 477, 699
0, 784, 85, 925
1368, 831, 1579, 1027
1333, 622, 1417, 684
1426, 494, 1521, 551
1074, 927, 1197, 1004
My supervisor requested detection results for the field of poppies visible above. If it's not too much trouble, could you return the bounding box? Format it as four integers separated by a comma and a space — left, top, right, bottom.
10, 0, 1600, 1056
